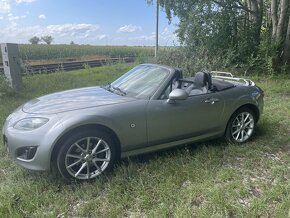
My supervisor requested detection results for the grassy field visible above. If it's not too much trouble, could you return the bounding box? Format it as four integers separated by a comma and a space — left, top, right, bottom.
0, 63, 290, 217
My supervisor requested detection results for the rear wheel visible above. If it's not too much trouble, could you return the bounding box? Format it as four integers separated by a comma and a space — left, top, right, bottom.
225, 108, 256, 143
57, 130, 116, 181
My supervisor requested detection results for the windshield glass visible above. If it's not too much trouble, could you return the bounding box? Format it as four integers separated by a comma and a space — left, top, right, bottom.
109, 65, 170, 99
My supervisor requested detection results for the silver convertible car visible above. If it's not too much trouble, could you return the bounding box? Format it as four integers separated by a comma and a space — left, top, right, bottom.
2, 64, 264, 181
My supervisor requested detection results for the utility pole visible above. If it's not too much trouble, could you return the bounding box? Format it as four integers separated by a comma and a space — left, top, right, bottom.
155, 0, 159, 58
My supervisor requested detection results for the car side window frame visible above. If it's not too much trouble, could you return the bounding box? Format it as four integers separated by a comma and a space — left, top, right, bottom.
159, 76, 181, 100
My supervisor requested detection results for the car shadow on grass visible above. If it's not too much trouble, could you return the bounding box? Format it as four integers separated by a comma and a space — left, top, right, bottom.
255, 120, 274, 139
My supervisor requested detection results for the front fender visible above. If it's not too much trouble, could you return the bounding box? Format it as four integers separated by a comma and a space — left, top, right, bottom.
48, 99, 148, 159
48, 112, 120, 156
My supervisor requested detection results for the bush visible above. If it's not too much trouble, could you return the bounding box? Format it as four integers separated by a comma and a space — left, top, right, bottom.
155, 47, 238, 76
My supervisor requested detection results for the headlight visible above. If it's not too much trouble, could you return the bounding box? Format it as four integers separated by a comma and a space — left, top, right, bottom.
14, 118, 49, 131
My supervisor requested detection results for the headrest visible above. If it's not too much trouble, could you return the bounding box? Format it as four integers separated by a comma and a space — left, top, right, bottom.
194, 72, 212, 89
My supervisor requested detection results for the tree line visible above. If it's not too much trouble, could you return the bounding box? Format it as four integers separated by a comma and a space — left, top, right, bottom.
29, 36, 54, 45
149, 0, 290, 74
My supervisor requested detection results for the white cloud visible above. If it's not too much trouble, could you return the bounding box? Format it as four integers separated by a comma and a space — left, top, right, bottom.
44, 24, 99, 37
129, 33, 155, 41
160, 27, 178, 43
38, 14, 46, 19
8, 13, 19, 21
2, 13, 26, 24
0, 23, 104, 44
0, 0, 11, 14
118, 24, 142, 33
128, 28, 179, 46
0, 0, 35, 14
15, 0, 36, 4
95, 34, 106, 40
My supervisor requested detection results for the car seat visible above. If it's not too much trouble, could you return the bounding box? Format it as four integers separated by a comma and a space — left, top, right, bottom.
189, 72, 212, 95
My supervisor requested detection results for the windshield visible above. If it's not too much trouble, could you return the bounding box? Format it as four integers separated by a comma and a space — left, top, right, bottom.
109, 65, 170, 99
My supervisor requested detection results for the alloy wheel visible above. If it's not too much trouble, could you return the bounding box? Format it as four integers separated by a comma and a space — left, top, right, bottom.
65, 137, 111, 180
231, 112, 255, 143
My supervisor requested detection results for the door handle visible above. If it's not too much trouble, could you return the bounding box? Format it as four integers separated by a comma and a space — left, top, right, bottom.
204, 98, 220, 104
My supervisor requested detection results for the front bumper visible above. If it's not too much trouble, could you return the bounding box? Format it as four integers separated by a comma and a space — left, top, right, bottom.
2, 111, 64, 171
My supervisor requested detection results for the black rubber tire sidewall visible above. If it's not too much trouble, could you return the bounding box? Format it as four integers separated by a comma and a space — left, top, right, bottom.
56, 130, 116, 181
225, 107, 256, 144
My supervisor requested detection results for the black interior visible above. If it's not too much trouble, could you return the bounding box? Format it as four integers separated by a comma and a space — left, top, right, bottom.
211, 78, 235, 91
178, 72, 235, 95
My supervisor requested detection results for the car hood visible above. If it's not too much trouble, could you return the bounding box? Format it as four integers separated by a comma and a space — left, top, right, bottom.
22, 86, 135, 114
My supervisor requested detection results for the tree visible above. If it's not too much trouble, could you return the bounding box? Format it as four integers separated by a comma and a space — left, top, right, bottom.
29, 36, 40, 44
148, 0, 264, 61
41, 35, 53, 45
283, 19, 290, 64
271, 0, 290, 67
148, 0, 290, 73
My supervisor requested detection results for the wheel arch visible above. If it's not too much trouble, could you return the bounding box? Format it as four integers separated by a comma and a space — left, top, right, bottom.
236, 103, 260, 122
224, 103, 260, 132
224, 103, 260, 135
50, 124, 121, 168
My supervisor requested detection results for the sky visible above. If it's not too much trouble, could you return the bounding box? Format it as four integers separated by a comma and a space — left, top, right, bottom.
0, 0, 179, 46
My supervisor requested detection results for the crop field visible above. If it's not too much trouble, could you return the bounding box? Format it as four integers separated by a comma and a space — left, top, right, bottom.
0, 44, 166, 66
18, 44, 157, 61
0, 44, 162, 71
0, 63, 290, 217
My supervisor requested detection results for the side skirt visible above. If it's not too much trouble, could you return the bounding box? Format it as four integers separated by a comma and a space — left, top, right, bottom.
120, 132, 223, 158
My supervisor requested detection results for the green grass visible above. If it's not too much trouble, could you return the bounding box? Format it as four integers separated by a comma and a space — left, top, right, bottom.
0, 64, 290, 217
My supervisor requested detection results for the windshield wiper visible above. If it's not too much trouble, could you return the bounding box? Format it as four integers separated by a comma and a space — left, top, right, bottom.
112, 85, 126, 96
107, 84, 126, 96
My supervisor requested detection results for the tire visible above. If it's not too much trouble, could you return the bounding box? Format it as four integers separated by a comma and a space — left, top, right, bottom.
225, 107, 256, 143
56, 130, 116, 181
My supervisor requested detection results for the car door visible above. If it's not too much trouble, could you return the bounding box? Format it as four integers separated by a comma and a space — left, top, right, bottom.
146, 92, 225, 145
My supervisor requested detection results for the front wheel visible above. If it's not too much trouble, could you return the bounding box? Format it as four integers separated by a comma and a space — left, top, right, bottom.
225, 108, 256, 143
57, 130, 116, 181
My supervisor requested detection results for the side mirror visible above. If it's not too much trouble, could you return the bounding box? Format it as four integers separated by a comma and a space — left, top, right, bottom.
167, 89, 188, 104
